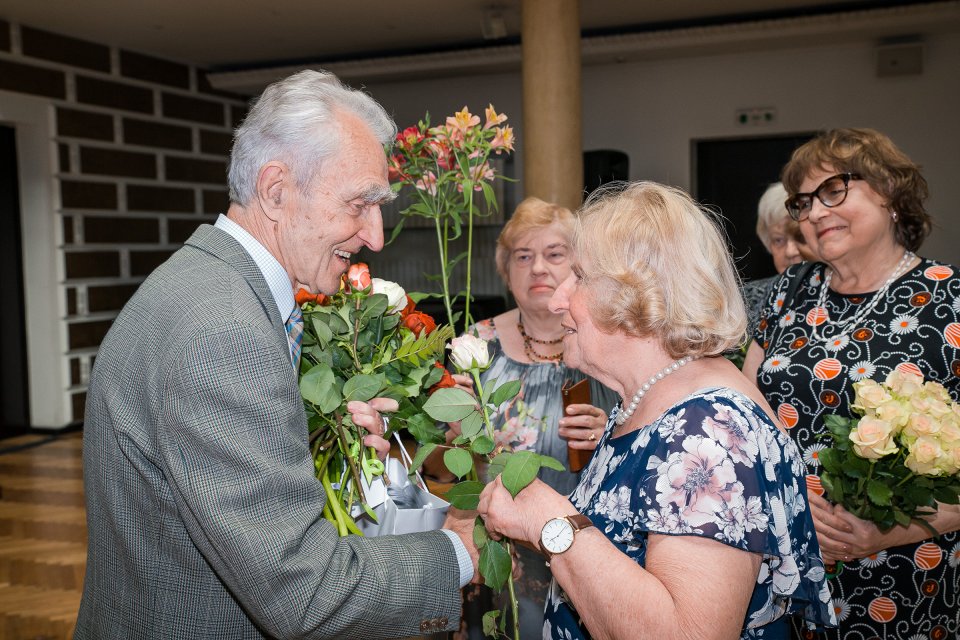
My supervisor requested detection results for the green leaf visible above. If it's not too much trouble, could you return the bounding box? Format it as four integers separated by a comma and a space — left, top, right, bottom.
458, 411, 485, 439
443, 448, 474, 478
473, 516, 489, 550
479, 540, 511, 591
406, 443, 437, 476
342, 374, 383, 403
488, 379, 521, 409
866, 480, 893, 506
823, 414, 852, 433
471, 435, 495, 456
501, 450, 540, 498
445, 480, 485, 510
933, 486, 960, 505
299, 364, 342, 414
538, 454, 566, 472
817, 448, 843, 474
481, 611, 500, 638
310, 316, 333, 343
423, 387, 478, 422
406, 413, 445, 444
893, 508, 912, 527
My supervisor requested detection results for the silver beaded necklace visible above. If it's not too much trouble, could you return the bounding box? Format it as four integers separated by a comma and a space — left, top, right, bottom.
615, 355, 700, 426
809, 250, 915, 343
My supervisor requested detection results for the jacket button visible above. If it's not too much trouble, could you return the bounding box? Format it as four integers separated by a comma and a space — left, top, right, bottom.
419, 621, 430, 632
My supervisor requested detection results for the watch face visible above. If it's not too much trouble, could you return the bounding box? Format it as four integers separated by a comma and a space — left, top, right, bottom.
541, 518, 575, 554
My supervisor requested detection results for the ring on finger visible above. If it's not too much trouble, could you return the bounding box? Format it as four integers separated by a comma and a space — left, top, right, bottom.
588, 432, 596, 441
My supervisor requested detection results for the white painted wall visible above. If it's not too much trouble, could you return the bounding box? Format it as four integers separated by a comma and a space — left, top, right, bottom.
367, 30, 960, 264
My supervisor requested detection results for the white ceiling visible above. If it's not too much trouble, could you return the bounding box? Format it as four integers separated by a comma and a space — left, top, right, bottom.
1, 0, 890, 69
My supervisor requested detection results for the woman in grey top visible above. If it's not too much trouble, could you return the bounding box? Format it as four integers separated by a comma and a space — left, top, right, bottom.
425, 197, 615, 638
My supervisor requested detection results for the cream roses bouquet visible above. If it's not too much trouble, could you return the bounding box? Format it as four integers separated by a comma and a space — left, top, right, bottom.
819, 369, 960, 532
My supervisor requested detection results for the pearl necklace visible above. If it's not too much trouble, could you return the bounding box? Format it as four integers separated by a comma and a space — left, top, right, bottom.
810, 250, 914, 343
615, 355, 700, 426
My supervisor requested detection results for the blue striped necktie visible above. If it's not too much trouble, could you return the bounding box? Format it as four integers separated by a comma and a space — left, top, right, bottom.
285, 306, 304, 371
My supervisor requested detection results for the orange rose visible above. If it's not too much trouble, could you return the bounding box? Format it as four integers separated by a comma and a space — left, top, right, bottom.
429, 362, 456, 395
294, 288, 329, 306
400, 295, 416, 319
346, 262, 372, 291
403, 310, 436, 337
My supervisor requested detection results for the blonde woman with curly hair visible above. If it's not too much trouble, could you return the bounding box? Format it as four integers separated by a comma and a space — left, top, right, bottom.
478, 182, 835, 639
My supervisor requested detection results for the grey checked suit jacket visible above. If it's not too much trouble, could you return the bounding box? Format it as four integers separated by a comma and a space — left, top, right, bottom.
76, 225, 462, 639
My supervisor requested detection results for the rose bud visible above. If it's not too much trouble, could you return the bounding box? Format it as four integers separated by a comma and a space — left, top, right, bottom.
346, 263, 372, 291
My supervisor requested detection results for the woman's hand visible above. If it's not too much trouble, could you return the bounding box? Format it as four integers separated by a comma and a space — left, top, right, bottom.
477, 476, 574, 544
807, 490, 855, 562
559, 403, 607, 451
346, 397, 398, 461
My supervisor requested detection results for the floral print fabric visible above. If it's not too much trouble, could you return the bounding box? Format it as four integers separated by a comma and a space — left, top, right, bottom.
754, 259, 960, 639
544, 388, 835, 639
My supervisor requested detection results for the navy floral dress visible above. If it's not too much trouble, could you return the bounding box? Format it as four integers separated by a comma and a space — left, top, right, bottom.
754, 259, 960, 640
543, 387, 836, 639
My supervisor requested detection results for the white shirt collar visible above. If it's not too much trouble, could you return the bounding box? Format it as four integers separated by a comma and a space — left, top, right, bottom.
214, 214, 295, 322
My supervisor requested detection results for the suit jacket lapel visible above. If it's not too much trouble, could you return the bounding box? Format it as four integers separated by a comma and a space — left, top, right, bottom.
185, 224, 287, 342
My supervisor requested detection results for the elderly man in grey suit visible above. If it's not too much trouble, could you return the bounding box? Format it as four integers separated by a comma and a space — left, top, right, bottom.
76, 70, 478, 639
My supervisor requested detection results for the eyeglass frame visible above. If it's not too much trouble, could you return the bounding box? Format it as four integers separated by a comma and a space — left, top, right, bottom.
784, 172, 862, 222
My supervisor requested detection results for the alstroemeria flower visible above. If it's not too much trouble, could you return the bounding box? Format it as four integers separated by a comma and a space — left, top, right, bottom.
448, 333, 491, 371
484, 104, 508, 129
447, 106, 480, 136
387, 154, 408, 182
415, 171, 438, 195
371, 278, 407, 314
396, 126, 423, 151
490, 125, 514, 153
346, 262, 372, 291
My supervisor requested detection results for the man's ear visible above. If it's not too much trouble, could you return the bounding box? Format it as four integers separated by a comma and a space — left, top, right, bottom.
256, 162, 288, 222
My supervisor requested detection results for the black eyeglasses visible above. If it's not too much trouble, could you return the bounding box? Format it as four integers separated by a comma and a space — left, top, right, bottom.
784, 173, 861, 222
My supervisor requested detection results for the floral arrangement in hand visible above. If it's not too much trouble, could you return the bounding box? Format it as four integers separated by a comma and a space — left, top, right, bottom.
296, 262, 454, 536
410, 332, 561, 640
819, 369, 960, 534
387, 105, 514, 330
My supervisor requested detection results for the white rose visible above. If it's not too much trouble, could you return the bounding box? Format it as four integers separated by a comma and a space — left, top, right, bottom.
370, 278, 406, 314
448, 334, 491, 371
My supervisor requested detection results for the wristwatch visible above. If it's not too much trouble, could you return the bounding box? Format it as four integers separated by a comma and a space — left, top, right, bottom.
538, 513, 594, 564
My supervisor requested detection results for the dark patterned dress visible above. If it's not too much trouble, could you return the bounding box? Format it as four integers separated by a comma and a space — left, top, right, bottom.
544, 388, 835, 639
755, 258, 960, 640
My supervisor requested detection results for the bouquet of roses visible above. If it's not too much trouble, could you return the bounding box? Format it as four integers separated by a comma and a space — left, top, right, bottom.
819, 369, 960, 533
296, 262, 455, 536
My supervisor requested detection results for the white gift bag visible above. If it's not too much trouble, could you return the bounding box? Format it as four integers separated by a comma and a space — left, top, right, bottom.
352, 434, 450, 536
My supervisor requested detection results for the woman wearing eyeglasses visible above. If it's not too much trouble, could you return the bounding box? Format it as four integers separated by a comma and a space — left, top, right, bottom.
743, 128, 960, 639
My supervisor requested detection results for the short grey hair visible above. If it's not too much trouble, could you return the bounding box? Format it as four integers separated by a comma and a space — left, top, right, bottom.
228, 70, 397, 205
755, 182, 789, 250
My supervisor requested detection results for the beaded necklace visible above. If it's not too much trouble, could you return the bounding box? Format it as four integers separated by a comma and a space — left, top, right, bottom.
809, 250, 914, 343
615, 355, 700, 426
517, 314, 564, 362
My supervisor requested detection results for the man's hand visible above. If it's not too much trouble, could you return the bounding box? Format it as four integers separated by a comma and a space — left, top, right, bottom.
442, 507, 481, 584
347, 397, 398, 460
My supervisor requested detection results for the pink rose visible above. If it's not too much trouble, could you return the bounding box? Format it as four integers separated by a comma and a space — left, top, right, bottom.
849, 417, 898, 459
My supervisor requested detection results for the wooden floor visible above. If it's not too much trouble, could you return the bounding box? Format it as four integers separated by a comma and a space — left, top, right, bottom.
0, 432, 85, 640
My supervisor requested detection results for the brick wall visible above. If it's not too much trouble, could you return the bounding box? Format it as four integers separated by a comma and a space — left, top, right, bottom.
0, 21, 248, 425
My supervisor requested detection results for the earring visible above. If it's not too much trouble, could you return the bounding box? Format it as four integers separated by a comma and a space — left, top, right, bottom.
891, 211, 899, 222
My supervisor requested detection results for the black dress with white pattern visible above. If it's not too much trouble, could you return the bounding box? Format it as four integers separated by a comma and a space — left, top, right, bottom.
754, 258, 960, 640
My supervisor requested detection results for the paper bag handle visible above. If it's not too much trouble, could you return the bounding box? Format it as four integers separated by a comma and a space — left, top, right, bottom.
392, 432, 429, 491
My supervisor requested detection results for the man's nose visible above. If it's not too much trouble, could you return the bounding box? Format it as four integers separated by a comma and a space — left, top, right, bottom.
362, 206, 385, 252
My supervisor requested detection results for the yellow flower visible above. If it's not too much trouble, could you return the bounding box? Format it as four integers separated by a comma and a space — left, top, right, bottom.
484, 104, 508, 129
447, 106, 480, 136
849, 417, 899, 459
490, 126, 514, 153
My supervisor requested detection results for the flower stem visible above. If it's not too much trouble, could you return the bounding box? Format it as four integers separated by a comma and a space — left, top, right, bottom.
434, 215, 455, 327
506, 543, 520, 640
470, 369, 494, 440
464, 188, 475, 328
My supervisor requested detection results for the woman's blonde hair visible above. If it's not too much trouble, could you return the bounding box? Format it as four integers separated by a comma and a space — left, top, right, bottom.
573, 182, 746, 358
495, 197, 574, 284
